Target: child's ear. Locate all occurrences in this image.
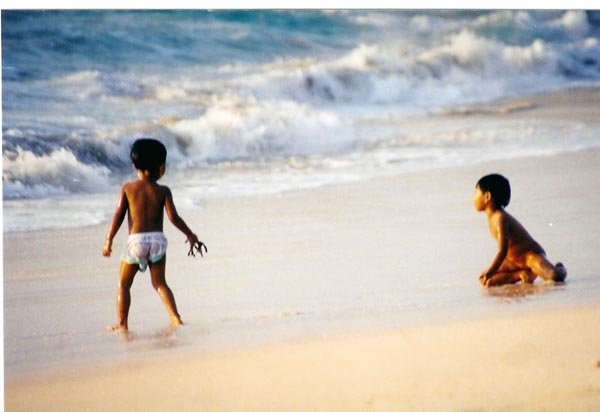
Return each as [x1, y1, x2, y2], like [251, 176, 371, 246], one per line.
[484, 191, 492, 203]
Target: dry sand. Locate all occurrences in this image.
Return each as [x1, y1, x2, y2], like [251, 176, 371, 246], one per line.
[4, 88, 600, 411]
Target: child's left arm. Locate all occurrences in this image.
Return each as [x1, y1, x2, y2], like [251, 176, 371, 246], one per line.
[164, 188, 207, 257]
[479, 213, 509, 283]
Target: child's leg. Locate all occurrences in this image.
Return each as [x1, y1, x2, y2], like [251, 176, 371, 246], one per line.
[149, 256, 183, 327]
[526, 253, 567, 282]
[109, 261, 139, 332]
[484, 269, 534, 287]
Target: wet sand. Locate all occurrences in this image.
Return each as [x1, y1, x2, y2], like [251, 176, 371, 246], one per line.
[5, 88, 600, 410]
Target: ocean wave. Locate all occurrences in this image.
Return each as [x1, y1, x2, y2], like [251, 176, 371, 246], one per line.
[316, 30, 597, 104]
[3, 10, 600, 206]
[167, 98, 355, 163]
[42, 69, 152, 101]
[203, 25, 600, 113]
[3, 147, 113, 199]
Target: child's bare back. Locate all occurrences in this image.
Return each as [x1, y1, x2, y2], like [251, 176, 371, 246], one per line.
[120, 179, 167, 233]
[474, 174, 566, 287]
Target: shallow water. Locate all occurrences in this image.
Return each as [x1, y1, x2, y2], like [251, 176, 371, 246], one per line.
[4, 220, 599, 378]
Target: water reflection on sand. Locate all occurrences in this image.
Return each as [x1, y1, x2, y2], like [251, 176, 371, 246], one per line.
[483, 282, 568, 303]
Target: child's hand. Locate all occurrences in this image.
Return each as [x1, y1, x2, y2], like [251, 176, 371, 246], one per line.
[186, 234, 207, 258]
[188, 241, 207, 258]
[103, 239, 113, 257]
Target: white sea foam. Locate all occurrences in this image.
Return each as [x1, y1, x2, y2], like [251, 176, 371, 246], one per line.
[3, 147, 113, 199]
[4, 10, 600, 231]
[167, 98, 355, 162]
[554, 10, 590, 37]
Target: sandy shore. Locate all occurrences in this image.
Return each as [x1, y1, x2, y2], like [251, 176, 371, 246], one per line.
[6, 305, 600, 412]
[4, 88, 600, 410]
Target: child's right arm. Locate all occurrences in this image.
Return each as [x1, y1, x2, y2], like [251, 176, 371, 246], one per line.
[103, 187, 128, 257]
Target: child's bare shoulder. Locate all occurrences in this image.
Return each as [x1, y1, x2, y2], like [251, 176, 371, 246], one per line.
[156, 183, 172, 196]
[153, 183, 173, 205]
[499, 209, 520, 226]
[122, 180, 169, 201]
[121, 180, 136, 190]
[121, 180, 144, 196]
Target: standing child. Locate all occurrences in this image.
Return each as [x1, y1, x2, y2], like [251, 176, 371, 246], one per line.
[473, 173, 566, 287]
[102, 138, 207, 331]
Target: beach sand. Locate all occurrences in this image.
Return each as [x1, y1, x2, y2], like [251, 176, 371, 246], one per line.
[4, 88, 600, 411]
[7, 306, 600, 412]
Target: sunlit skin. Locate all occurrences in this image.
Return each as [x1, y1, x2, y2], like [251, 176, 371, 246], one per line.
[103, 163, 206, 332]
[473, 185, 566, 287]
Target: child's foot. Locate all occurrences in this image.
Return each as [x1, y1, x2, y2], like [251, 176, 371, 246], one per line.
[170, 316, 184, 328]
[107, 325, 133, 341]
[553, 262, 567, 282]
[107, 324, 128, 332]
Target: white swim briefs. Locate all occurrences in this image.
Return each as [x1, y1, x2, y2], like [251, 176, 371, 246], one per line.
[122, 232, 168, 272]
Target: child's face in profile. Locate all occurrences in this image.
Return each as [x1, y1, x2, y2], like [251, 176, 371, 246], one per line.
[473, 185, 489, 211]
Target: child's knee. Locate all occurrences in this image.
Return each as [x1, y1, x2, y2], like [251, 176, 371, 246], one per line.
[151, 279, 166, 291]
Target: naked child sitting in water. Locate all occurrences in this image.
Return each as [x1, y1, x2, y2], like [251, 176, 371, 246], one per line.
[473, 174, 567, 287]
[102, 138, 207, 331]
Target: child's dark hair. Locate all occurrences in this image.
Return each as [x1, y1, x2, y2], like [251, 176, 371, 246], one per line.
[130, 139, 167, 173]
[477, 174, 511, 207]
